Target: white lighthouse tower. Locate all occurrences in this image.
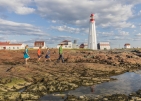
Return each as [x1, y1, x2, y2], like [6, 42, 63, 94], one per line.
[88, 14, 97, 50]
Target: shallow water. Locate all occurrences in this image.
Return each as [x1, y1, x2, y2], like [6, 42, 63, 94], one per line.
[40, 94, 66, 101]
[40, 71, 141, 100]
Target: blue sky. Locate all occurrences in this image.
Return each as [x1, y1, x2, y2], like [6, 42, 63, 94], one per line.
[0, 0, 141, 48]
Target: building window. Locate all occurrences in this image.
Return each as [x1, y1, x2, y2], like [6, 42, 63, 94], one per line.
[65, 46, 67, 47]
[17, 47, 19, 49]
[13, 47, 15, 49]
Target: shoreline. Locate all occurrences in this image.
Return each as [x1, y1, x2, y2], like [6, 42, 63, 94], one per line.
[0, 49, 141, 100]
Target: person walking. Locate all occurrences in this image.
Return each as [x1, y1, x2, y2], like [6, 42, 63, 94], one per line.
[37, 46, 42, 62]
[45, 48, 51, 62]
[57, 44, 64, 63]
[23, 45, 30, 65]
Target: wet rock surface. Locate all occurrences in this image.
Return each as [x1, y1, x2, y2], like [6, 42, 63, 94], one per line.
[0, 49, 141, 100]
[65, 90, 141, 101]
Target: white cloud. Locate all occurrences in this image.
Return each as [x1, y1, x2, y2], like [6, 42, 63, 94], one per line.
[101, 21, 132, 28]
[118, 31, 129, 36]
[20, 35, 76, 46]
[15, 7, 35, 15]
[50, 25, 88, 34]
[135, 33, 141, 37]
[110, 36, 131, 40]
[0, 0, 35, 15]
[119, 0, 141, 5]
[98, 31, 114, 37]
[131, 25, 136, 28]
[34, 0, 134, 28]
[0, 18, 47, 36]
[0, 36, 7, 40]
[52, 20, 57, 23]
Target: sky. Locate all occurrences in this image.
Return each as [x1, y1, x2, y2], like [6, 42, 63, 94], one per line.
[0, 0, 141, 48]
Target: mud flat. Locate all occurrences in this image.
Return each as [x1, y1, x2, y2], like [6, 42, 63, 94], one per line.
[0, 49, 141, 100]
[64, 71, 141, 101]
[0, 63, 125, 100]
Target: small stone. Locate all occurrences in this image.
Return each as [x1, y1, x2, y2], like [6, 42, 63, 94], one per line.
[103, 98, 108, 101]
[79, 96, 84, 99]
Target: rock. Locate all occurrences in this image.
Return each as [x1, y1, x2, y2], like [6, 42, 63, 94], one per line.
[103, 98, 108, 101]
[79, 96, 84, 99]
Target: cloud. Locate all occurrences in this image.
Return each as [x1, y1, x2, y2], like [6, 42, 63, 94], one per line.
[0, 0, 35, 15]
[52, 20, 57, 23]
[118, 0, 141, 5]
[131, 25, 136, 28]
[110, 36, 131, 41]
[98, 31, 114, 37]
[118, 31, 129, 36]
[133, 33, 141, 41]
[34, 0, 134, 29]
[0, 36, 7, 40]
[15, 7, 35, 15]
[15, 35, 79, 47]
[0, 18, 47, 36]
[135, 33, 141, 37]
[50, 25, 88, 34]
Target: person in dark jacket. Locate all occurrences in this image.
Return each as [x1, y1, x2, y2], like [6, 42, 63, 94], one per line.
[45, 48, 51, 62]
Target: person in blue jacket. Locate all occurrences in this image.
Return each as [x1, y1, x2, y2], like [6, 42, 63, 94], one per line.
[24, 45, 30, 64]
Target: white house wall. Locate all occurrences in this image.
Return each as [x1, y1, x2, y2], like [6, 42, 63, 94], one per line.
[72, 44, 79, 49]
[100, 46, 110, 50]
[57, 42, 73, 49]
[0, 45, 25, 50]
[124, 46, 131, 48]
[33, 46, 47, 49]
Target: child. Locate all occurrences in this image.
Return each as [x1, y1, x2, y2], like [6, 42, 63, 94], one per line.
[23, 45, 30, 64]
[45, 48, 51, 62]
[37, 46, 42, 62]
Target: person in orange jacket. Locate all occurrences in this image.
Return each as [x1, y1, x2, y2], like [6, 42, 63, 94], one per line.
[37, 46, 42, 62]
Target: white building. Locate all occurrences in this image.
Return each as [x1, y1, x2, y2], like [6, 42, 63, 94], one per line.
[33, 41, 47, 49]
[79, 43, 88, 49]
[57, 40, 72, 49]
[72, 40, 79, 49]
[97, 42, 110, 50]
[124, 43, 131, 49]
[88, 14, 97, 50]
[0, 42, 26, 50]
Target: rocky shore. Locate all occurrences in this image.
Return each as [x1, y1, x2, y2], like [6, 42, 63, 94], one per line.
[65, 90, 141, 101]
[0, 49, 141, 100]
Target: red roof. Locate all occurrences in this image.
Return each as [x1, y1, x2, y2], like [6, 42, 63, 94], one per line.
[0, 44, 22, 46]
[79, 44, 88, 48]
[34, 41, 45, 47]
[62, 40, 71, 42]
[0, 42, 22, 46]
[58, 42, 68, 45]
[0, 42, 10, 45]
[58, 40, 71, 45]
[124, 43, 130, 46]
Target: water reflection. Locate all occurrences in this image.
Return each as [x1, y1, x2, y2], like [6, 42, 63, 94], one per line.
[69, 71, 141, 97]
[40, 71, 141, 100]
[40, 94, 65, 101]
[40, 92, 67, 101]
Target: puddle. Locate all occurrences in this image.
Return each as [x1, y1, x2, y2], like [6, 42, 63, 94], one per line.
[40, 71, 141, 100]
[40, 93, 66, 101]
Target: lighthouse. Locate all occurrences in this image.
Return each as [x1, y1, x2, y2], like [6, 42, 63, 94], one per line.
[88, 14, 97, 50]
